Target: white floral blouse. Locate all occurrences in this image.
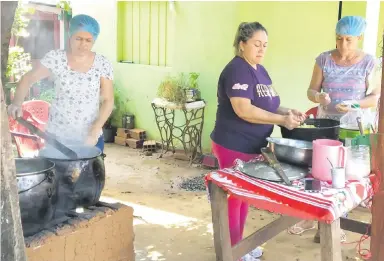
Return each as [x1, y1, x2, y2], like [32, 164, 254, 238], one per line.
[40, 49, 114, 145]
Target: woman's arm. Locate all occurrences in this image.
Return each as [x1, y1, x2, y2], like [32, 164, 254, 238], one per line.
[307, 63, 324, 103]
[12, 62, 51, 105]
[230, 97, 286, 125]
[359, 88, 380, 109]
[359, 65, 381, 109]
[91, 77, 114, 130]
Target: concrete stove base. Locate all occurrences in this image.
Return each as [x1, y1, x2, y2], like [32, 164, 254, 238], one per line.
[25, 202, 134, 261]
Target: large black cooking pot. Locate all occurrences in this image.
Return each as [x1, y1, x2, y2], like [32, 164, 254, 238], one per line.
[280, 118, 340, 142]
[38, 145, 105, 218]
[16, 158, 57, 237]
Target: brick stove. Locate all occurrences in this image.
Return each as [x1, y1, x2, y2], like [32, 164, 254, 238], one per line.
[25, 202, 135, 261]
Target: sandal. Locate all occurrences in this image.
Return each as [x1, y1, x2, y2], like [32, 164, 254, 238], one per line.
[288, 223, 316, 235]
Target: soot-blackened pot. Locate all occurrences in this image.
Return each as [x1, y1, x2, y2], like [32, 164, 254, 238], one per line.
[38, 145, 105, 218]
[16, 158, 57, 237]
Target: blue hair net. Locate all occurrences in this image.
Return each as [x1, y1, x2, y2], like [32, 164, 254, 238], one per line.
[336, 16, 366, 37]
[69, 14, 100, 41]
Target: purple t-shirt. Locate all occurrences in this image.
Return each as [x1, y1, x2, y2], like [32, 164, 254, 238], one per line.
[211, 56, 281, 154]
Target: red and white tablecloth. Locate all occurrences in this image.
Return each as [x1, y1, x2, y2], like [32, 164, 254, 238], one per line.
[205, 167, 374, 223]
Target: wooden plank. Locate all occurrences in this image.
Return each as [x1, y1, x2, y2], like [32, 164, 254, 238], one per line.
[208, 182, 232, 261]
[370, 191, 384, 260]
[232, 216, 300, 261]
[340, 217, 371, 236]
[149, 1, 159, 66]
[370, 32, 384, 261]
[132, 1, 140, 64]
[139, 1, 150, 65]
[158, 2, 167, 66]
[320, 220, 342, 261]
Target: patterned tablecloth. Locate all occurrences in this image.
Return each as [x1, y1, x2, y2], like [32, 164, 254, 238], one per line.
[205, 166, 374, 223]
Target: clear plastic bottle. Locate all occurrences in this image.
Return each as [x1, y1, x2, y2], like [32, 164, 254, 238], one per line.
[345, 145, 371, 180]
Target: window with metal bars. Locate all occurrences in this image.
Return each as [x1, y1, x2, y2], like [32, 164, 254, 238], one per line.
[117, 1, 172, 67]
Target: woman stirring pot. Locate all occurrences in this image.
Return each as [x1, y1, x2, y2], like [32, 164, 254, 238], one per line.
[210, 21, 306, 260]
[8, 14, 114, 152]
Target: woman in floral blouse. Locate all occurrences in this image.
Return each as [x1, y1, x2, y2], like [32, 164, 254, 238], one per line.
[8, 14, 114, 152]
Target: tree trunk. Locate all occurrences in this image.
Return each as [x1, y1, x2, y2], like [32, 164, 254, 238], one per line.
[370, 33, 384, 261]
[1, 1, 17, 86]
[0, 2, 27, 261]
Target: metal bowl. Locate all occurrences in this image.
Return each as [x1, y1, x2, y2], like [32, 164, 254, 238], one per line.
[266, 137, 313, 167]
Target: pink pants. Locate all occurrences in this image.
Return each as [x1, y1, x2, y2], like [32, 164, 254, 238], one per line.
[211, 141, 259, 246]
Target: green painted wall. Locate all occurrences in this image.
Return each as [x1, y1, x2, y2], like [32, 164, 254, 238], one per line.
[342, 1, 384, 57]
[71, 1, 379, 152]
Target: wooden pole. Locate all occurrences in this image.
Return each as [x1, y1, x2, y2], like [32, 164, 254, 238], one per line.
[0, 2, 27, 261]
[369, 32, 384, 261]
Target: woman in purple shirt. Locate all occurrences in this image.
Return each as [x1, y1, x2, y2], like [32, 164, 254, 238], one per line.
[210, 22, 306, 260]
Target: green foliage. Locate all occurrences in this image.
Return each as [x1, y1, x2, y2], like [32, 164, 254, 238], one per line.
[56, 0, 72, 14]
[6, 46, 32, 82]
[106, 84, 130, 128]
[157, 72, 200, 105]
[37, 88, 55, 103]
[6, 1, 34, 82]
[12, 2, 34, 41]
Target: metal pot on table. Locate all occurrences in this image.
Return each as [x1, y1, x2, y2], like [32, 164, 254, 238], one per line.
[266, 137, 313, 167]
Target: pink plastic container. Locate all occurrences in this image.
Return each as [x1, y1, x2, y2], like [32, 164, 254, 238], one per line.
[312, 139, 347, 181]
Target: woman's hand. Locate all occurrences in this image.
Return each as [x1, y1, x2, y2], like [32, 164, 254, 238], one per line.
[283, 111, 301, 130]
[85, 125, 100, 146]
[288, 109, 307, 122]
[7, 104, 22, 119]
[316, 92, 331, 106]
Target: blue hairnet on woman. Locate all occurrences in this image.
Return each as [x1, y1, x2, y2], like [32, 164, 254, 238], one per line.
[8, 13, 114, 154]
[69, 14, 100, 41]
[336, 15, 367, 37]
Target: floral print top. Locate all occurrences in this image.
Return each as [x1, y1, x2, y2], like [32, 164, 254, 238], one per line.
[40, 49, 113, 145]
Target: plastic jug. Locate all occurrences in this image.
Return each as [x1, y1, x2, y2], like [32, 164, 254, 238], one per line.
[312, 139, 347, 181]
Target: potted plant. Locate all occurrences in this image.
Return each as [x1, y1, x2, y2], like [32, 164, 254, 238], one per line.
[157, 75, 184, 105]
[185, 72, 200, 102]
[157, 72, 201, 105]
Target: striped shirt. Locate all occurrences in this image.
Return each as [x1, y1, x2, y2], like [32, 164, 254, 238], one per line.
[316, 50, 376, 120]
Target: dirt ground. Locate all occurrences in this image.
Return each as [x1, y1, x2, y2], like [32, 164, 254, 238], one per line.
[101, 143, 372, 261]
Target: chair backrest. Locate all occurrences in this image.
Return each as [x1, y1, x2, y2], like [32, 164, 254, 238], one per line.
[305, 106, 318, 119]
[9, 100, 50, 158]
[22, 100, 50, 123]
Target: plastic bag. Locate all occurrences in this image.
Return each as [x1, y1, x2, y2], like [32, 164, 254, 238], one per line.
[339, 101, 375, 131]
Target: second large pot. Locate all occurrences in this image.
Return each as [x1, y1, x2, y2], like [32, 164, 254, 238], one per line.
[16, 158, 57, 237]
[38, 145, 105, 218]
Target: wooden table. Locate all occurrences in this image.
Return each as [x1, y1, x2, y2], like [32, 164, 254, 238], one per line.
[208, 182, 371, 261]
